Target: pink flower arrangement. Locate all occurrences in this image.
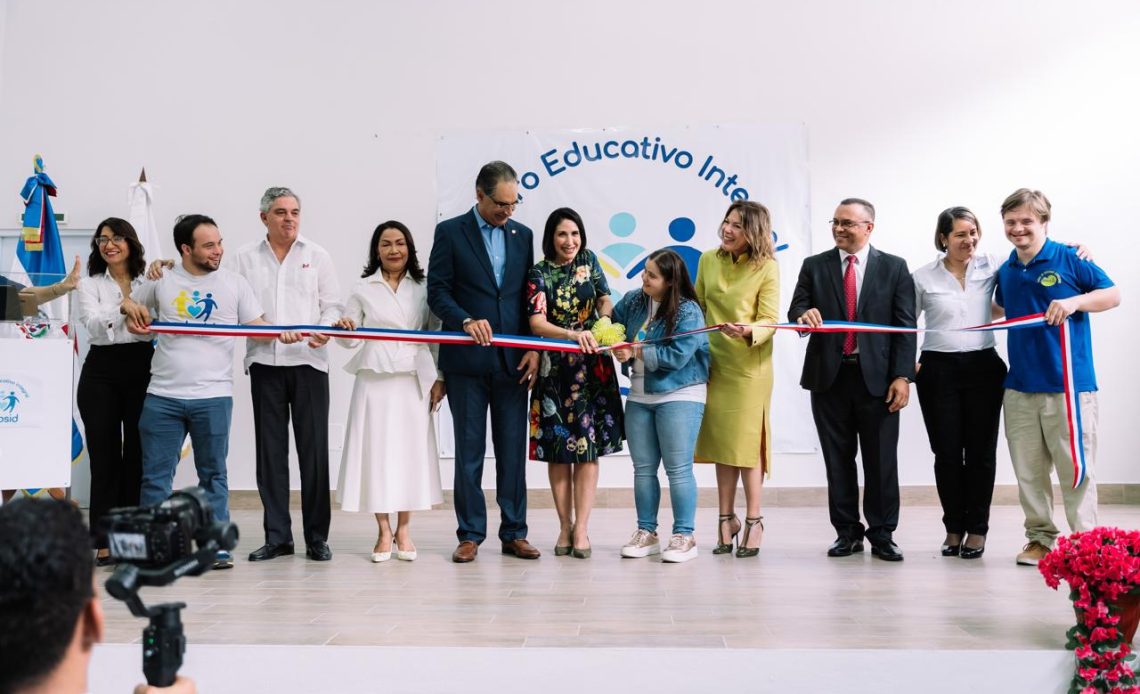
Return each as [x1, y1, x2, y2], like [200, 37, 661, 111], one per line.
[1039, 527, 1140, 693]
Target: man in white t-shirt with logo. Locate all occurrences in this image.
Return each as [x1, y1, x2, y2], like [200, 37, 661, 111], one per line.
[122, 214, 301, 569]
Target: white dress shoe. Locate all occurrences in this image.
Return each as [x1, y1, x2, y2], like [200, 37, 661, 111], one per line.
[396, 548, 417, 561]
[371, 551, 392, 563]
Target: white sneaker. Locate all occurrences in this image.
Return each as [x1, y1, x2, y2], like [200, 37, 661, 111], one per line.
[620, 529, 660, 558]
[661, 534, 698, 563]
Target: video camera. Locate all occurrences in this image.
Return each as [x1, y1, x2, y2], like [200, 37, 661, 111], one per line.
[96, 488, 239, 687]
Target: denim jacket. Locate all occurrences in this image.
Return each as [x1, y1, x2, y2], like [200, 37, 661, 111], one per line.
[611, 290, 709, 394]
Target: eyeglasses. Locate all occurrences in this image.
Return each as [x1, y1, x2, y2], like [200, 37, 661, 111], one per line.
[485, 195, 521, 211]
[95, 234, 125, 246]
[829, 219, 871, 231]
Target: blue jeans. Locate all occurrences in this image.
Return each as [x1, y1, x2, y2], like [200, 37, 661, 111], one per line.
[624, 400, 703, 535]
[139, 394, 233, 523]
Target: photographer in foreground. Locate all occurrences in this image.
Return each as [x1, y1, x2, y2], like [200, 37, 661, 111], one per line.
[0, 498, 195, 694]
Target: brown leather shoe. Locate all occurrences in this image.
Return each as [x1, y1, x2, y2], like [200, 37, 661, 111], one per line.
[452, 541, 478, 563]
[501, 538, 541, 560]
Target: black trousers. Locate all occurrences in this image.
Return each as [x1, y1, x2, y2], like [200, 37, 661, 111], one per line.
[446, 368, 529, 544]
[77, 341, 153, 547]
[810, 361, 900, 544]
[249, 364, 330, 546]
[915, 349, 1006, 536]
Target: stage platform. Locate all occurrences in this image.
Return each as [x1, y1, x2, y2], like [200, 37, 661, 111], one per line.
[89, 503, 1137, 693]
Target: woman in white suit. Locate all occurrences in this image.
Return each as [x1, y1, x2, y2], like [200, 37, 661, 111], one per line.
[335, 221, 445, 562]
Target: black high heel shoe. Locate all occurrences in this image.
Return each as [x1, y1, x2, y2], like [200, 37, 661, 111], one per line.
[940, 533, 962, 557]
[735, 516, 764, 558]
[960, 534, 986, 560]
[713, 513, 739, 555]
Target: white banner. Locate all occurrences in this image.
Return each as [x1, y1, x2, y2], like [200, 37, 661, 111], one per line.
[0, 336, 75, 489]
[435, 124, 817, 455]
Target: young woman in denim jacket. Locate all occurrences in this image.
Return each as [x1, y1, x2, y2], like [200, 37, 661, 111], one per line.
[611, 249, 710, 563]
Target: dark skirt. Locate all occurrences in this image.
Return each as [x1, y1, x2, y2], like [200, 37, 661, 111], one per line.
[528, 351, 624, 464]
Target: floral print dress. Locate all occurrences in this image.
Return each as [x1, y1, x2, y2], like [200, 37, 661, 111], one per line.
[526, 249, 624, 464]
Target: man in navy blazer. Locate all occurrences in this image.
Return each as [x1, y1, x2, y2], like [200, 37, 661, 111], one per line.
[428, 161, 541, 563]
[788, 198, 916, 562]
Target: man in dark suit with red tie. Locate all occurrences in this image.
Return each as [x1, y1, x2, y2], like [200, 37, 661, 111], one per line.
[428, 161, 541, 563]
[788, 198, 916, 561]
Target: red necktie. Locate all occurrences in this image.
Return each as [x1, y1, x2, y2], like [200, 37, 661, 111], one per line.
[843, 255, 858, 355]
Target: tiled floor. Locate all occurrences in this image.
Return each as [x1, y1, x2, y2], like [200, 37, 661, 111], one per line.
[97, 503, 1133, 653]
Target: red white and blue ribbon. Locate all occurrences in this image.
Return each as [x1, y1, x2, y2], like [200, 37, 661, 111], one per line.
[147, 321, 584, 353]
[147, 312, 1087, 488]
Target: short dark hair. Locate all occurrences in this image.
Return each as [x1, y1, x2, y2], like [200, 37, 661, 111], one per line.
[172, 214, 218, 256]
[88, 217, 147, 279]
[541, 207, 587, 261]
[0, 499, 94, 693]
[934, 207, 982, 252]
[475, 161, 518, 196]
[361, 220, 425, 282]
[839, 197, 876, 221]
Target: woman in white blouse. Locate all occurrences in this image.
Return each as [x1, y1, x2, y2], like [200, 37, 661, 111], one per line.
[75, 218, 154, 565]
[914, 207, 1006, 560]
[334, 221, 445, 562]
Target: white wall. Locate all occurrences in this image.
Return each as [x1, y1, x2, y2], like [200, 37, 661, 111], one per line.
[0, 0, 1136, 490]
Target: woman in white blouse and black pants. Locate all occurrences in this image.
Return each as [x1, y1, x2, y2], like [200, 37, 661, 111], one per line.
[913, 208, 1008, 560]
[75, 218, 154, 565]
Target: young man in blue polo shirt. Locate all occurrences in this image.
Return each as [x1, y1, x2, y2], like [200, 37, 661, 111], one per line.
[995, 188, 1121, 566]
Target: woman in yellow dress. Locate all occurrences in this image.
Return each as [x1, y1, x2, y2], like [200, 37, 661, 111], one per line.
[694, 200, 779, 558]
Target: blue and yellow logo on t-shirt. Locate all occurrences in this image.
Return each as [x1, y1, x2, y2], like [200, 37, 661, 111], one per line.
[173, 290, 219, 322]
[1037, 270, 1061, 288]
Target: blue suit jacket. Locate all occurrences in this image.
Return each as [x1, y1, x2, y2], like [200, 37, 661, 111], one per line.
[427, 210, 534, 376]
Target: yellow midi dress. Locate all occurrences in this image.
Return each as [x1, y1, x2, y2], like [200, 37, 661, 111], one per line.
[693, 249, 779, 473]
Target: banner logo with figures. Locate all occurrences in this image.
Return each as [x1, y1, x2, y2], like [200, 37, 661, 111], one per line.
[436, 124, 817, 453]
[0, 379, 27, 423]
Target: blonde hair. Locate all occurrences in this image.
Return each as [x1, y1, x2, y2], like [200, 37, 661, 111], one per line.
[1000, 188, 1051, 223]
[718, 200, 775, 267]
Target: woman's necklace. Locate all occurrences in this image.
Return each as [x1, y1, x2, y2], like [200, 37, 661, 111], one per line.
[943, 259, 967, 282]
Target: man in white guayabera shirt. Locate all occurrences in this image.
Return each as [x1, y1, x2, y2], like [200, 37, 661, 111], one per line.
[234, 187, 341, 563]
[121, 214, 304, 570]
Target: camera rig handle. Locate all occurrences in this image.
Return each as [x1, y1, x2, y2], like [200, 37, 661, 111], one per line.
[104, 544, 220, 686]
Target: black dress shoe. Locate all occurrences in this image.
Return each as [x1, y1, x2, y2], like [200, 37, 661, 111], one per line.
[940, 543, 961, 557]
[871, 540, 904, 562]
[306, 541, 332, 561]
[827, 537, 865, 557]
[248, 543, 295, 562]
[960, 535, 986, 560]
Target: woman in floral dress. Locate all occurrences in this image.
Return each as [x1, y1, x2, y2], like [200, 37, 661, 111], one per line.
[526, 207, 624, 559]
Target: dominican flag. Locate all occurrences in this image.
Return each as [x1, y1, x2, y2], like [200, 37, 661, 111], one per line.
[15, 155, 83, 496]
